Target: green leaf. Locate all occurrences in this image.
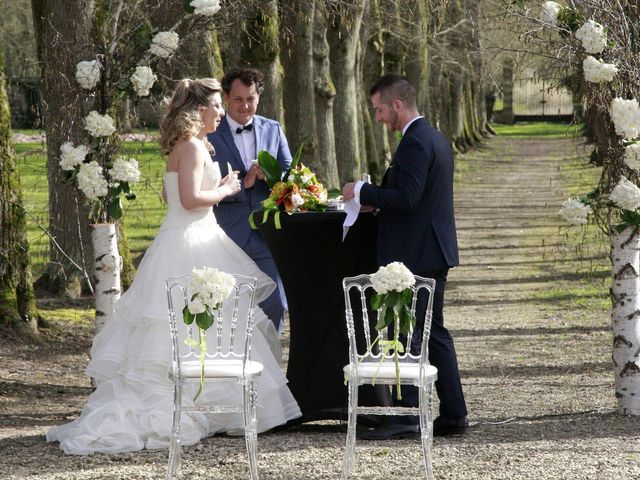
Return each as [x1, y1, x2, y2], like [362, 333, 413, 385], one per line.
[327, 188, 342, 199]
[261, 209, 270, 224]
[257, 150, 283, 188]
[108, 185, 122, 197]
[195, 310, 215, 330]
[401, 288, 412, 304]
[183, 306, 195, 325]
[375, 305, 389, 330]
[107, 197, 123, 220]
[121, 182, 131, 194]
[274, 210, 281, 229]
[183, 0, 195, 14]
[371, 293, 383, 310]
[125, 193, 136, 201]
[249, 211, 258, 230]
[291, 143, 304, 170]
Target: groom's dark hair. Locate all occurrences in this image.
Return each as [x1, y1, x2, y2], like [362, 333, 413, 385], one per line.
[221, 68, 265, 95]
[370, 73, 417, 109]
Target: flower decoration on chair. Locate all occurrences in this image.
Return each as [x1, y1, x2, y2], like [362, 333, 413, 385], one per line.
[183, 266, 236, 398]
[370, 262, 417, 400]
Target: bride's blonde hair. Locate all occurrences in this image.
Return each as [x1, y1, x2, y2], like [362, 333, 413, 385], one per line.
[159, 78, 222, 155]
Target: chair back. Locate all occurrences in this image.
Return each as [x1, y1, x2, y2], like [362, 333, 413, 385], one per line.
[165, 273, 259, 379]
[343, 274, 436, 370]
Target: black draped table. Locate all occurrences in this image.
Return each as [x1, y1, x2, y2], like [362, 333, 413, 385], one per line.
[254, 210, 383, 421]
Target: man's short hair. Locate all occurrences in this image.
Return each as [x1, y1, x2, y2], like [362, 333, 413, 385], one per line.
[369, 73, 417, 109]
[221, 68, 265, 95]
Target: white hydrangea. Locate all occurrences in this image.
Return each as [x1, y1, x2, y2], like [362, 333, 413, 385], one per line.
[370, 262, 416, 295]
[130, 66, 157, 97]
[610, 177, 640, 211]
[110, 157, 141, 184]
[59, 142, 89, 171]
[190, 0, 221, 16]
[75, 60, 101, 90]
[189, 267, 236, 313]
[610, 98, 640, 140]
[77, 161, 109, 201]
[582, 56, 618, 83]
[575, 20, 607, 54]
[624, 144, 640, 171]
[558, 198, 590, 225]
[300, 174, 312, 184]
[85, 111, 116, 137]
[291, 192, 304, 207]
[539, 1, 561, 27]
[149, 31, 179, 58]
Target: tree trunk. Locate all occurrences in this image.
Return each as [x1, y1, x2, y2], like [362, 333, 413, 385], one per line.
[239, 0, 283, 124]
[312, 1, 339, 188]
[31, 0, 94, 296]
[0, 52, 38, 333]
[280, 0, 318, 166]
[328, 0, 367, 185]
[91, 223, 121, 334]
[611, 227, 640, 414]
[359, 0, 388, 184]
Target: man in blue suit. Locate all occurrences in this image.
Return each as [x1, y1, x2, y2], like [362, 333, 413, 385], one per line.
[208, 68, 292, 330]
[343, 73, 468, 439]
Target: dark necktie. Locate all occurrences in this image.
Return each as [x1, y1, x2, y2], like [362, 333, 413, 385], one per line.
[235, 123, 253, 134]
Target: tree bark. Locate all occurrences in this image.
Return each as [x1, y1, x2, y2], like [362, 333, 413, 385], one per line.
[31, 0, 94, 296]
[0, 52, 38, 333]
[611, 227, 640, 414]
[280, 0, 318, 167]
[239, 0, 283, 124]
[328, 0, 367, 185]
[312, 1, 339, 188]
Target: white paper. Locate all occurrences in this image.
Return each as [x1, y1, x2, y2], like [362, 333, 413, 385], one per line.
[342, 197, 360, 241]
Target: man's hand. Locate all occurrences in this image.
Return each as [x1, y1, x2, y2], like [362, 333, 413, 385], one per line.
[342, 182, 356, 201]
[244, 164, 265, 189]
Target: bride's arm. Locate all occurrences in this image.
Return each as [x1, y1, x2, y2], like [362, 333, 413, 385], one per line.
[177, 141, 240, 210]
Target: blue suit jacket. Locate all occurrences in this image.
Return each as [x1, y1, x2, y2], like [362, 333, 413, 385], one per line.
[207, 115, 292, 248]
[359, 117, 459, 272]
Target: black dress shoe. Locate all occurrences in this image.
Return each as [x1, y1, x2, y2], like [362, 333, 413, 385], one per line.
[433, 415, 468, 436]
[356, 422, 420, 440]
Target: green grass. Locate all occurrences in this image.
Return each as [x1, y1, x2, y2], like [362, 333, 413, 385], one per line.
[493, 122, 584, 139]
[16, 134, 167, 276]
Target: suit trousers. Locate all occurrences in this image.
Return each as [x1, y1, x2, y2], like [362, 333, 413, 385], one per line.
[392, 268, 467, 423]
[243, 230, 285, 331]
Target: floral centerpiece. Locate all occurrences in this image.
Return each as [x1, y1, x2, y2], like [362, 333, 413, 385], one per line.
[369, 262, 416, 399]
[262, 163, 328, 213]
[183, 266, 236, 398]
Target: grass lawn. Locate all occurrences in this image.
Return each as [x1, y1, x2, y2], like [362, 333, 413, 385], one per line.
[493, 121, 584, 139]
[16, 134, 167, 276]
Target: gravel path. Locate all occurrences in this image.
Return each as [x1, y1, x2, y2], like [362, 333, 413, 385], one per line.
[2, 134, 640, 479]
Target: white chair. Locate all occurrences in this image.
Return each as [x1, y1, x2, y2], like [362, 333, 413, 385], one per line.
[341, 274, 438, 480]
[165, 274, 263, 480]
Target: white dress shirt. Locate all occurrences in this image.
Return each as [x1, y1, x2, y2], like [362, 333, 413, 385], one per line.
[227, 116, 256, 171]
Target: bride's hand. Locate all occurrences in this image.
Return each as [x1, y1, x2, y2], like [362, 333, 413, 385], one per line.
[219, 170, 242, 196]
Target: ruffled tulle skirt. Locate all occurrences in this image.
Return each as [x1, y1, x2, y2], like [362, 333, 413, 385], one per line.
[46, 216, 301, 455]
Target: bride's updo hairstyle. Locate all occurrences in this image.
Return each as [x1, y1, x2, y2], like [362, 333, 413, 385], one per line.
[160, 78, 222, 155]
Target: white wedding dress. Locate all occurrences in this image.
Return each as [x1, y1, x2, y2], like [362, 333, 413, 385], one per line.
[47, 160, 301, 455]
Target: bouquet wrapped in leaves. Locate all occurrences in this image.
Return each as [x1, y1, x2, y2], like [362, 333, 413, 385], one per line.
[257, 147, 328, 213]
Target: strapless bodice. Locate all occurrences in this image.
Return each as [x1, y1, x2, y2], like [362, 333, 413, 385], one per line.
[161, 160, 221, 229]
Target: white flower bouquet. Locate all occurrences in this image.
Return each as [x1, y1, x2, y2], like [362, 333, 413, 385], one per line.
[369, 262, 416, 399]
[182, 267, 236, 398]
[559, 198, 590, 225]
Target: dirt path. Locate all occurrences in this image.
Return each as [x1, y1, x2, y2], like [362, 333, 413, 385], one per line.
[2, 135, 640, 479]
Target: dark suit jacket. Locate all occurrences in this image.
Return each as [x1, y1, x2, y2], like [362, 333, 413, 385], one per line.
[207, 115, 292, 248]
[359, 117, 459, 272]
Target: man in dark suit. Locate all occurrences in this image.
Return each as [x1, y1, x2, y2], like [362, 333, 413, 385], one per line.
[342, 73, 468, 439]
[208, 68, 292, 331]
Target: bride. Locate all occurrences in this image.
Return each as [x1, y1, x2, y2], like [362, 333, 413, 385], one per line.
[47, 78, 301, 455]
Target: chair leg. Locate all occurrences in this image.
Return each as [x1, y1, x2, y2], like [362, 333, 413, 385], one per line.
[243, 377, 259, 480]
[418, 380, 435, 480]
[167, 381, 183, 480]
[341, 379, 359, 479]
